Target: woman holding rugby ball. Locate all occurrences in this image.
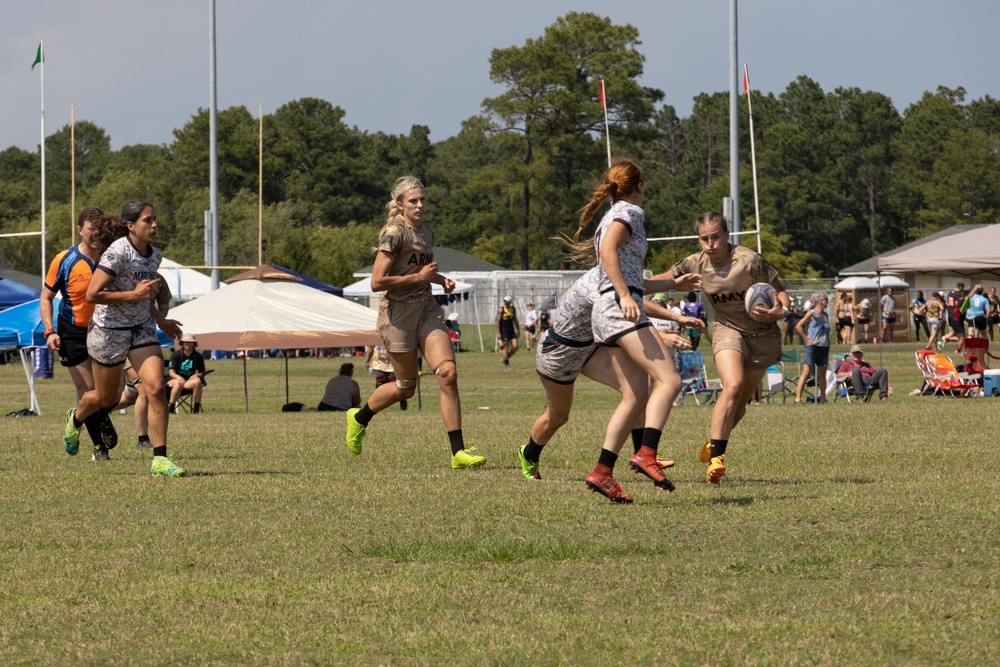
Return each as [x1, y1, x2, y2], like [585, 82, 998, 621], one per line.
[666, 212, 790, 484]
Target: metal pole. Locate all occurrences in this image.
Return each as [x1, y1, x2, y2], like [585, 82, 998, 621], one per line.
[729, 0, 741, 244]
[209, 0, 221, 290]
[40, 40, 47, 279]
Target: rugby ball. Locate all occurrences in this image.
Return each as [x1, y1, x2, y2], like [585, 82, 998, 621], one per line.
[745, 283, 777, 322]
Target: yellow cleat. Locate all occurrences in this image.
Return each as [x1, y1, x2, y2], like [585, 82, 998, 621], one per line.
[706, 454, 726, 485]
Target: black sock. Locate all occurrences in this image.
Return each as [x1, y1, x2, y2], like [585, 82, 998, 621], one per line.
[598, 448, 618, 469]
[72, 413, 84, 429]
[523, 438, 544, 463]
[641, 428, 663, 453]
[83, 413, 102, 444]
[355, 403, 375, 427]
[710, 439, 728, 458]
[630, 428, 645, 455]
[138, 434, 151, 443]
[153, 446, 167, 457]
[447, 429, 464, 456]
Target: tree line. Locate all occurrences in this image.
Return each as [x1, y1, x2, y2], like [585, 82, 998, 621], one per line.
[2, 12, 998, 287]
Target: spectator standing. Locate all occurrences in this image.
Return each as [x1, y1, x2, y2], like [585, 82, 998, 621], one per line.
[987, 286, 999, 342]
[793, 293, 830, 404]
[496, 296, 520, 370]
[943, 282, 967, 352]
[965, 284, 990, 339]
[924, 292, 946, 351]
[879, 287, 897, 343]
[680, 290, 708, 351]
[522, 303, 538, 351]
[910, 291, 929, 342]
[835, 293, 854, 344]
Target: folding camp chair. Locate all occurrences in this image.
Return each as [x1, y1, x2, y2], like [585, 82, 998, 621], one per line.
[931, 353, 981, 397]
[960, 337, 999, 374]
[676, 351, 722, 405]
[169, 369, 214, 413]
[779, 348, 811, 402]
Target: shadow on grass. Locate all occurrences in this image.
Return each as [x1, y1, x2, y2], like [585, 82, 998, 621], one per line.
[182, 470, 303, 477]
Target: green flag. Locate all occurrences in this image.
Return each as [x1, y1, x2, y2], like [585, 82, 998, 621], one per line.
[31, 42, 43, 71]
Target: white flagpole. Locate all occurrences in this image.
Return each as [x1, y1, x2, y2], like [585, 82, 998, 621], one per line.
[40, 40, 47, 279]
[745, 64, 762, 254]
[601, 79, 611, 168]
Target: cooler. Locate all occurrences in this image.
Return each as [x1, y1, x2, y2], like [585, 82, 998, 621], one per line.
[983, 369, 1000, 396]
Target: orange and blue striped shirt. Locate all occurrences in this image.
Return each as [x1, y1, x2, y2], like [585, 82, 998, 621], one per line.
[44, 246, 97, 327]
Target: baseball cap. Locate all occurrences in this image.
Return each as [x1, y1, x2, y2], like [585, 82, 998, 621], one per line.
[503, 296, 512, 303]
[850, 344, 863, 354]
[181, 333, 197, 343]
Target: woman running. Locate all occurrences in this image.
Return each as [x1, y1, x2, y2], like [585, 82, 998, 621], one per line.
[61, 200, 185, 476]
[345, 176, 485, 470]
[559, 160, 685, 502]
[667, 212, 789, 483]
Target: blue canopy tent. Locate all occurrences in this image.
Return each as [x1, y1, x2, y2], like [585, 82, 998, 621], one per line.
[0, 277, 41, 311]
[272, 266, 342, 296]
[0, 298, 172, 415]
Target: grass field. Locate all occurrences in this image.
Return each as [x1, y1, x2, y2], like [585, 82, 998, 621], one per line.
[1, 342, 998, 665]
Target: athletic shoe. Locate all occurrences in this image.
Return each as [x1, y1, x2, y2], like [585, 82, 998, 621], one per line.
[697, 439, 712, 463]
[585, 470, 633, 504]
[517, 445, 541, 480]
[99, 413, 118, 450]
[628, 449, 675, 491]
[451, 447, 487, 470]
[91, 445, 111, 462]
[706, 454, 726, 485]
[137, 437, 153, 451]
[63, 408, 81, 456]
[503, 359, 512, 372]
[151, 455, 186, 477]
[345, 408, 366, 455]
[657, 457, 676, 469]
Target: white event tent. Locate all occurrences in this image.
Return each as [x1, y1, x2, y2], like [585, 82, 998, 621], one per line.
[158, 258, 219, 304]
[167, 277, 380, 411]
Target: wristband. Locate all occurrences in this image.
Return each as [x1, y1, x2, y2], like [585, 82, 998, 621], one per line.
[44, 329, 56, 338]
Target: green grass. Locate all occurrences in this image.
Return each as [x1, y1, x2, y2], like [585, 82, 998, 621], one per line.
[1, 343, 998, 665]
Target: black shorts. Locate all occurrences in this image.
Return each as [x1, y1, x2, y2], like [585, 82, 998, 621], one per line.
[971, 316, 987, 330]
[949, 318, 965, 334]
[838, 317, 853, 327]
[500, 328, 517, 342]
[525, 325, 536, 334]
[56, 318, 90, 367]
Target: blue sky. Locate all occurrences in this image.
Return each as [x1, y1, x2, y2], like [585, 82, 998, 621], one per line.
[2, 0, 997, 151]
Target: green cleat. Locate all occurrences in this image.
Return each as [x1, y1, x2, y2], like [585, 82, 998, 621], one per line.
[517, 444, 540, 480]
[151, 455, 186, 477]
[452, 446, 487, 470]
[345, 408, 365, 455]
[63, 408, 81, 456]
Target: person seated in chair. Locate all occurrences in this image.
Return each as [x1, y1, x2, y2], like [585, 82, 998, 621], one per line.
[168, 333, 206, 413]
[836, 344, 889, 402]
[318, 362, 361, 412]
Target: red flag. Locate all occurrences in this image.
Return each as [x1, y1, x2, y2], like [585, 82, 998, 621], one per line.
[743, 64, 749, 96]
[599, 79, 606, 109]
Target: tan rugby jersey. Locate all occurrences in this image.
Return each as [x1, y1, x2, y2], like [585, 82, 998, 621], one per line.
[376, 214, 435, 302]
[671, 245, 778, 335]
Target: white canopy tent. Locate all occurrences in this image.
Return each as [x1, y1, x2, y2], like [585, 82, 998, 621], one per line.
[876, 224, 1000, 277]
[158, 258, 220, 304]
[167, 279, 380, 411]
[342, 278, 485, 352]
[834, 276, 909, 290]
